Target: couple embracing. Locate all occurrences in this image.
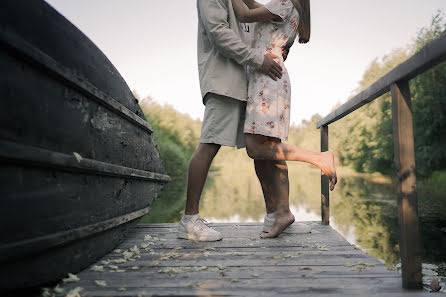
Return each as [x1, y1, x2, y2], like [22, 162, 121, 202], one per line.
[177, 0, 337, 241]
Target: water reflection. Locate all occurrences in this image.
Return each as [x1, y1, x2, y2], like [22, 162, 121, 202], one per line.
[139, 177, 187, 224]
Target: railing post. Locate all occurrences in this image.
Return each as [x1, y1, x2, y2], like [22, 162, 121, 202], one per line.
[320, 125, 329, 225]
[391, 81, 422, 290]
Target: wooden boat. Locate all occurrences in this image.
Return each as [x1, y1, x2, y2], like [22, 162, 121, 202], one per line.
[0, 0, 170, 291]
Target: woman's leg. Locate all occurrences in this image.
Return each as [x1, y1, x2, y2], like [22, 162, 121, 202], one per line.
[245, 134, 337, 191]
[259, 159, 295, 238]
[254, 160, 277, 214]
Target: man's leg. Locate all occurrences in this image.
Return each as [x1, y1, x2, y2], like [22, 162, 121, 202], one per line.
[179, 93, 244, 241]
[185, 143, 220, 215]
[178, 143, 223, 241]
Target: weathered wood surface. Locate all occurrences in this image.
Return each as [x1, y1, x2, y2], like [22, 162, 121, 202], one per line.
[55, 223, 432, 297]
[320, 125, 329, 225]
[316, 32, 446, 128]
[391, 82, 422, 289]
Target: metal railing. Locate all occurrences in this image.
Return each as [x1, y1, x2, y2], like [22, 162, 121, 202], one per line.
[317, 33, 446, 290]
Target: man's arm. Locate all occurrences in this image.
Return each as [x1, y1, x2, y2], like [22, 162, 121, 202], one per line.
[232, 0, 280, 23]
[198, 0, 282, 80]
[243, 0, 263, 9]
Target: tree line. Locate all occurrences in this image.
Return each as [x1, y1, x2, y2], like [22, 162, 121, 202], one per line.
[330, 11, 446, 177]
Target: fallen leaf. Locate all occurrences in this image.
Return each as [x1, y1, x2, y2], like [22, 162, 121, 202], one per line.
[53, 285, 64, 294]
[62, 273, 80, 283]
[90, 265, 104, 272]
[65, 287, 83, 297]
[73, 152, 83, 162]
[41, 288, 54, 297]
[94, 280, 107, 287]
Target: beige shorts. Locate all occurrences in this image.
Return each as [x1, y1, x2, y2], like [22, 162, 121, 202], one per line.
[200, 93, 246, 149]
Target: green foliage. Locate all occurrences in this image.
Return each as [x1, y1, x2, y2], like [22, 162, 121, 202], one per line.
[139, 97, 201, 177]
[330, 11, 446, 176]
[411, 12, 446, 175]
[138, 96, 202, 223]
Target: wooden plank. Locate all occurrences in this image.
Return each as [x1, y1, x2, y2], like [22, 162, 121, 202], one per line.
[390, 81, 422, 290]
[44, 223, 431, 296]
[0, 52, 163, 174]
[77, 265, 396, 279]
[59, 276, 432, 297]
[320, 125, 330, 225]
[0, 139, 170, 182]
[316, 32, 446, 128]
[0, 207, 148, 262]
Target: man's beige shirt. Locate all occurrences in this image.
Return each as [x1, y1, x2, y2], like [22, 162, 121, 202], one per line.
[197, 0, 264, 102]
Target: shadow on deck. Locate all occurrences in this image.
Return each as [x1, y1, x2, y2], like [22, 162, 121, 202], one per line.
[55, 222, 434, 296]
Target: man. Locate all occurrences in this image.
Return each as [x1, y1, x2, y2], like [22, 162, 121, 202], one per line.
[177, 0, 285, 241]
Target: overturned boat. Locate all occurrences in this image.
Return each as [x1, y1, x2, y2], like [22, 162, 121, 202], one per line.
[0, 0, 169, 291]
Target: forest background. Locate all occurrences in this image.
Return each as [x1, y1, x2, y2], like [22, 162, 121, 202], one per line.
[139, 12, 446, 222]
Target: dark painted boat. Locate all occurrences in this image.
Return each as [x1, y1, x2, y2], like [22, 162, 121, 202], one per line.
[0, 0, 169, 291]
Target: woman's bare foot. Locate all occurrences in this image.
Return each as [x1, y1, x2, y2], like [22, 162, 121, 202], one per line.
[260, 212, 295, 238]
[320, 151, 337, 191]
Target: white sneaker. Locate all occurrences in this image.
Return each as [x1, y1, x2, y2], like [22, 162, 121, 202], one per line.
[263, 215, 311, 234]
[177, 216, 223, 241]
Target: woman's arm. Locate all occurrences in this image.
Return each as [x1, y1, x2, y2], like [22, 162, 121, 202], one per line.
[243, 0, 263, 9]
[232, 0, 281, 23]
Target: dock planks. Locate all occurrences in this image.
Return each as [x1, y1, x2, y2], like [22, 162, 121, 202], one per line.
[56, 222, 432, 296]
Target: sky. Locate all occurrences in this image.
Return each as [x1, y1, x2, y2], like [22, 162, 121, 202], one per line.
[45, 0, 446, 125]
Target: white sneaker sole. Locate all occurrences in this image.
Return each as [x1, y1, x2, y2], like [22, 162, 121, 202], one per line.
[177, 230, 223, 242]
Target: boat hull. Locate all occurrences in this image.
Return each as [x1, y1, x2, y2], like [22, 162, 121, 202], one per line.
[0, 0, 169, 290]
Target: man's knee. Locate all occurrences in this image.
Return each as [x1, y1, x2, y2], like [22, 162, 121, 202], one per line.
[195, 143, 220, 160]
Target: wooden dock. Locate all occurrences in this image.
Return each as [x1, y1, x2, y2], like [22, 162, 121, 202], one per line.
[56, 222, 432, 297]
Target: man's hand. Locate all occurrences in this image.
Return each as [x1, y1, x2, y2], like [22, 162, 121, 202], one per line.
[282, 46, 289, 61]
[259, 53, 282, 80]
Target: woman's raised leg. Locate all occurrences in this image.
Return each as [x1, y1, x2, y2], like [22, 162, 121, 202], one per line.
[245, 134, 337, 191]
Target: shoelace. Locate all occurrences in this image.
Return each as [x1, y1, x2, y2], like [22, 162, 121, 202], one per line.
[194, 218, 209, 230]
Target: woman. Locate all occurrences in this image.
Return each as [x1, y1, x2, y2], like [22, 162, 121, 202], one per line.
[232, 0, 337, 238]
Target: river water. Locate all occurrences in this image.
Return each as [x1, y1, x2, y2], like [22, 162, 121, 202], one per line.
[142, 160, 446, 290]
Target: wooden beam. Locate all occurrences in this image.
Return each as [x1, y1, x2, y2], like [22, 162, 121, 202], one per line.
[0, 139, 171, 183]
[0, 207, 149, 263]
[320, 125, 329, 225]
[317, 32, 446, 128]
[391, 81, 422, 290]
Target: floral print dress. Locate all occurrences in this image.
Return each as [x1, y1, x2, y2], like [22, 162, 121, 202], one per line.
[243, 0, 299, 141]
